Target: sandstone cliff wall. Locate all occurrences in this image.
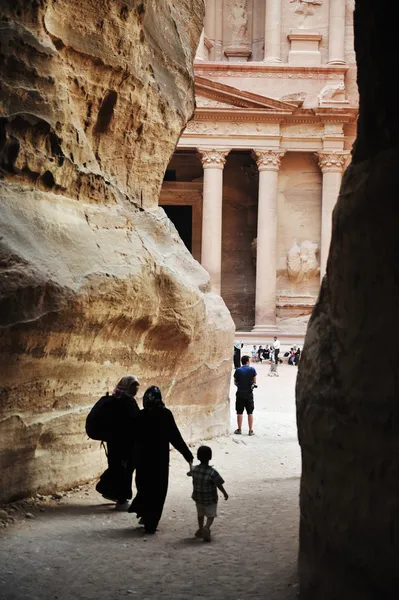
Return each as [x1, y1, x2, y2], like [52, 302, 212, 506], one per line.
[0, 0, 235, 503]
[296, 1, 399, 597]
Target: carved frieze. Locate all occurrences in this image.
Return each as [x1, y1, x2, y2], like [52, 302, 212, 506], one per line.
[253, 149, 286, 171]
[197, 148, 230, 168]
[281, 124, 323, 137]
[186, 121, 220, 134]
[197, 69, 345, 80]
[185, 120, 283, 137]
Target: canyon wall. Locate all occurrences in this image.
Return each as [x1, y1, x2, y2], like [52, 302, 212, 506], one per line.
[0, 0, 235, 502]
[297, 1, 399, 598]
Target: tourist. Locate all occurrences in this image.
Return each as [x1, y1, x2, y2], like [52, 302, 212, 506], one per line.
[288, 348, 296, 366]
[294, 347, 301, 366]
[257, 345, 264, 362]
[263, 344, 270, 360]
[273, 336, 281, 364]
[233, 355, 257, 436]
[233, 341, 243, 369]
[251, 344, 258, 362]
[188, 445, 228, 542]
[94, 375, 140, 511]
[128, 386, 193, 533]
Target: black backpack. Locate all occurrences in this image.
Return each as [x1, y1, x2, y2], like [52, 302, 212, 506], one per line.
[85, 393, 115, 441]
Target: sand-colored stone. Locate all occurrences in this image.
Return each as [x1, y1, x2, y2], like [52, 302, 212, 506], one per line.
[0, 0, 235, 503]
[163, 0, 358, 336]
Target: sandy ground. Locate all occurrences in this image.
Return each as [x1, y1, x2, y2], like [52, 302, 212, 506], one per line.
[0, 362, 301, 600]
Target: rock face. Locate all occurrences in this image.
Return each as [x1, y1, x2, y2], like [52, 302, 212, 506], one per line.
[0, 0, 235, 503]
[297, 1, 399, 598]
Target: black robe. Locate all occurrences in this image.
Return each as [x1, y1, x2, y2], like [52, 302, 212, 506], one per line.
[95, 394, 140, 502]
[234, 346, 241, 369]
[129, 407, 193, 532]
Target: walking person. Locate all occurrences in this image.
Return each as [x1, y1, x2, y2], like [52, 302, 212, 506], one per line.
[128, 386, 193, 533]
[188, 445, 228, 542]
[233, 355, 257, 436]
[233, 341, 243, 369]
[90, 375, 140, 511]
[273, 336, 281, 364]
[294, 347, 301, 365]
[257, 345, 264, 363]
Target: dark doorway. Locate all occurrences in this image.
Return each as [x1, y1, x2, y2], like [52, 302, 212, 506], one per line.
[161, 205, 193, 253]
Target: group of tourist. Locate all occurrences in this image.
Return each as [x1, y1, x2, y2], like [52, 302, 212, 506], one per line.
[88, 376, 227, 542]
[235, 337, 282, 367]
[253, 338, 281, 364]
[232, 338, 302, 435]
[249, 340, 301, 366]
[286, 346, 301, 366]
[89, 338, 300, 540]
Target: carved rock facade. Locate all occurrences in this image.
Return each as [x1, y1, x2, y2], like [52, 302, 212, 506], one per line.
[0, 0, 235, 502]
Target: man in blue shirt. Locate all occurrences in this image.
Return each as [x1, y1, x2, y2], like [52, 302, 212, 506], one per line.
[233, 355, 257, 436]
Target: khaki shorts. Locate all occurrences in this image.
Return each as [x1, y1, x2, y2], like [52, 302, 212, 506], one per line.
[196, 503, 217, 518]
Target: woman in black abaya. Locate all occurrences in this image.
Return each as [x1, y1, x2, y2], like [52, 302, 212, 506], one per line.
[129, 386, 193, 533]
[95, 375, 140, 510]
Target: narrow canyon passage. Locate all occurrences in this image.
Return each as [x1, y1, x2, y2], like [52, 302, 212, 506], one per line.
[0, 365, 300, 600]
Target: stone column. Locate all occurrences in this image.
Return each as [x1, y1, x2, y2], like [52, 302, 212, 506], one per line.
[198, 148, 230, 295]
[327, 0, 346, 64]
[252, 149, 285, 332]
[318, 151, 348, 278]
[264, 0, 282, 63]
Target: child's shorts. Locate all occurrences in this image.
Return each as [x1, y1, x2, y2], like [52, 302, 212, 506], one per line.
[196, 503, 217, 518]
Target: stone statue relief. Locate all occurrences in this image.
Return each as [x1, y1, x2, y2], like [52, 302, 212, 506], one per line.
[317, 82, 345, 105]
[287, 239, 319, 283]
[226, 0, 249, 41]
[251, 238, 319, 282]
[290, 0, 322, 15]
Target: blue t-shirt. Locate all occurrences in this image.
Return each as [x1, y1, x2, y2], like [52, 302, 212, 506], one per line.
[234, 365, 257, 392]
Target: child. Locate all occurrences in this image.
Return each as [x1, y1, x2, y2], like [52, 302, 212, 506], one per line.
[188, 445, 228, 542]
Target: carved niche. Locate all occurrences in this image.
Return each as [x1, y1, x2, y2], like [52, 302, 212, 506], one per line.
[223, 0, 252, 60]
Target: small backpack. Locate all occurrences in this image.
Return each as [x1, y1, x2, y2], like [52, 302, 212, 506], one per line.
[85, 392, 115, 441]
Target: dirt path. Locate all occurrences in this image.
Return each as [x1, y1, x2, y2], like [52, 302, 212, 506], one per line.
[0, 362, 300, 600]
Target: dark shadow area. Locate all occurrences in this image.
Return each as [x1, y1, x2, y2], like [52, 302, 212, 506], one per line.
[162, 204, 193, 253]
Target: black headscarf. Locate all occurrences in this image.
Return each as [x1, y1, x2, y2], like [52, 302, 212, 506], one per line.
[143, 386, 165, 411]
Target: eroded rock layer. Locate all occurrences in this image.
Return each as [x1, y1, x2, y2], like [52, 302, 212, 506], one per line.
[0, 0, 234, 503]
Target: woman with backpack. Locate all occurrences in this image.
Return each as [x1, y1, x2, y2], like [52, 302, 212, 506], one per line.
[128, 385, 193, 533]
[90, 375, 141, 510]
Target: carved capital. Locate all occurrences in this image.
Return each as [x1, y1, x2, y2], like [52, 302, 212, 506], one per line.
[198, 148, 230, 169]
[317, 151, 350, 173]
[252, 149, 286, 171]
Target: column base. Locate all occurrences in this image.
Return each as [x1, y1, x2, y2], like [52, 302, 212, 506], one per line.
[263, 57, 282, 64]
[251, 324, 280, 335]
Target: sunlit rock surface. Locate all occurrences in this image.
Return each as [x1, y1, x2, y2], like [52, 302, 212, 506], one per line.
[0, 0, 234, 502]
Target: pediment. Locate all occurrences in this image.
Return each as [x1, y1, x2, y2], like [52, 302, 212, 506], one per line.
[196, 95, 238, 109]
[195, 76, 297, 111]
